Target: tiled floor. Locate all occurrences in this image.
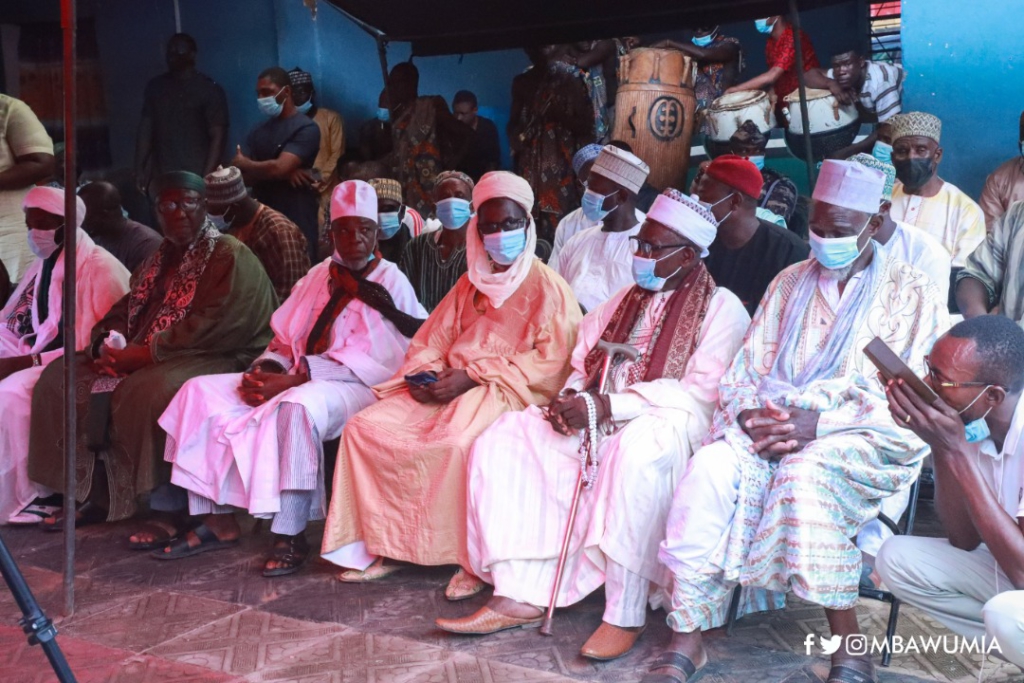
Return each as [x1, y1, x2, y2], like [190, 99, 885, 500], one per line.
[0, 502, 1021, 683]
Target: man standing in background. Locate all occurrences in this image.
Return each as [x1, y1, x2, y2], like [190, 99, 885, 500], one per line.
[135, 34, 227, 194]
[288, 68, 345, 227]
[453, 90, 501, 182]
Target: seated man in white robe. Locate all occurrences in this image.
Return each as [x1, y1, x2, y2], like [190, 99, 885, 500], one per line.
[555, 145, 649, 311]
[645, 161, 950, 683]
[156, 180, 426, 576]
[0, 187, 129, 524]
[436, 190, 750, 661]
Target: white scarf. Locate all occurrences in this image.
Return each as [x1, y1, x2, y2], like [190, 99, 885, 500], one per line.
[465, 171, 538, 309]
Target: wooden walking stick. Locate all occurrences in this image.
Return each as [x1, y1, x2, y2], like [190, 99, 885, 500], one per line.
[540, 340, 639, 636]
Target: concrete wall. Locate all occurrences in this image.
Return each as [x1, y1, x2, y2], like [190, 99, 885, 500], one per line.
[902, 0, 1023, 198]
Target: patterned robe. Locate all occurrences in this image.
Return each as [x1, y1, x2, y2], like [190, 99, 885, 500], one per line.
[660, 247, 949, 631]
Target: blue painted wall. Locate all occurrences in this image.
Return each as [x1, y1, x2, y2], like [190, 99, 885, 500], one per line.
[902, 0, 1023, 198]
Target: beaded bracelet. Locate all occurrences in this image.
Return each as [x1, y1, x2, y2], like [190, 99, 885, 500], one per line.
[578, 391, 600, 488]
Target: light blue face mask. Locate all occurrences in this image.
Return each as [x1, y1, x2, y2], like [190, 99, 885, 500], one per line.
[807, 219, 871, 270]
[378, 211, 403, 239]
[692, 31, 716, 47]
[376, 107, 391, 122]
[631, 249, 684, 292]
[435, 197, 472, 230]
[209, 213, 229, 232]
[959, 387, 994, 443]
[872, 141, 893, 164]
[482, 227, 527, 265]
[581, 188, 617, 222]
[257, 95, 283, 118]
[295, 99, 313, 115]
[747, 155, 766, 170]
[755, 18, 776, 34]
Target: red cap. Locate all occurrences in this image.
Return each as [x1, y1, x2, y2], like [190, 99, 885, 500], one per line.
[705, 154, 764, 199]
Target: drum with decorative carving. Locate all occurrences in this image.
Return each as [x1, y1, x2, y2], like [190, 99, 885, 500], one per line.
[611, 48, 697, 191]
[704, 90, 776, 159]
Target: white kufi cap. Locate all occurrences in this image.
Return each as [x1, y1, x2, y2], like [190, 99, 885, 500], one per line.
[645, 188, 718, 257]
[813, 160, 886, 214]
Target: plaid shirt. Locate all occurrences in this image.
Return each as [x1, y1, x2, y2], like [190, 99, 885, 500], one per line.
[231, 204, 311, 301]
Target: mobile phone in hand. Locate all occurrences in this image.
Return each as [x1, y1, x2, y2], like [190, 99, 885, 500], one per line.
[404, 371, 438, 387]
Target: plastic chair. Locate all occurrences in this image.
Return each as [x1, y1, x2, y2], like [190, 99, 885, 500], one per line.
[724, 477, 923, 668]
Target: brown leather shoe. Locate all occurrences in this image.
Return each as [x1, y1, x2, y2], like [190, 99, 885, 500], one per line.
[580, 621, 646, 661]
[436, 606, 543, 635]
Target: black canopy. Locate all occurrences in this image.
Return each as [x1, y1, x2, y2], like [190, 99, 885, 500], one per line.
[326, 0, 851, 56]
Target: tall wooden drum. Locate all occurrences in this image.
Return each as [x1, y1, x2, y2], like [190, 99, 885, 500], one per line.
[611, 48, 697, 191]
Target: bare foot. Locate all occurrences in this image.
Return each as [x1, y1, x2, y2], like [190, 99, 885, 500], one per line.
[159, 514, 240, 553]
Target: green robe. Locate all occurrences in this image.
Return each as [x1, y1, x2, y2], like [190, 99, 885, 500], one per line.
[28, 234, 277, 521]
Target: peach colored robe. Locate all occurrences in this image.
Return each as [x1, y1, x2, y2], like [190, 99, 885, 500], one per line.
[322, 260, 581, 567]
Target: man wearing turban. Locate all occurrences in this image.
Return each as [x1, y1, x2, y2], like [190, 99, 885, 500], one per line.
[321, 171, 582, 598]
[27, 171, 277, 534]
[0, 187, 129, 524]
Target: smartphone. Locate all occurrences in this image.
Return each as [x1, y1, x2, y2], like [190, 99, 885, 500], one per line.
[404, 371, 438, 387]
[863, 337, 939, 405]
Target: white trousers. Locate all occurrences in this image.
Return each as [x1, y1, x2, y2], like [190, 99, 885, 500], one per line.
[876, 535, 1024, 668]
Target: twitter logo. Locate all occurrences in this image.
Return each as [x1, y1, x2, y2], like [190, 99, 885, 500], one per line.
[820, 635, 842, 655]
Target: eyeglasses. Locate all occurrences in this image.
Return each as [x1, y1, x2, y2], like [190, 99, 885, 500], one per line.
[477, 217, 529, 234]
[156, 197, 202, 215]
[923, 357, 1002, 389]
[629, 237, 690, 258]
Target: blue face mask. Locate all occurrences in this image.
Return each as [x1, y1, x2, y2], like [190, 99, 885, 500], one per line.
[483, 227, 527, 265]
[376, 107, 391, 122]
[295, 99, 313, 115]
[959, 387, 994, 443]
[807, 219, 870, 271]
[436, 197, 472, 230]
[631, 249, 683, 292]
[692, 31, 716, 47]
[209, 213, 229, 232]
[872, 141, 893, 164]
[581, 188, 617, 223]
[378, 211, 403, 239]
[257, 95, 283, 118]
[755, 18, 776, 34]
[747, 155, 766, 170]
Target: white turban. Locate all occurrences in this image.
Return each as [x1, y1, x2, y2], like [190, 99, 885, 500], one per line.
[813, 160, 886, 215]
[23, 186, 86, 228]
[645, 189, 718, 257]
[331, 180, 378, 222]
[466, 171, 538, 309]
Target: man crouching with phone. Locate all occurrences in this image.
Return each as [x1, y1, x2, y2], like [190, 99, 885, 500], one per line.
[879, 315, 1024, 669]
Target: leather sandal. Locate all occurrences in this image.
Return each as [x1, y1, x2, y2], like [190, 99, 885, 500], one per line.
[41, 501, 106, 533]
[580, 622, 646, 661]
[337, 558, 404, 583]
[262, 533, 310, 577]
[151, 523, 239, 560]
[435, 606, 543, 635]
[639, 650, 706, 683]
[444, 568, 487, 601]
[826, 663, 877, 683]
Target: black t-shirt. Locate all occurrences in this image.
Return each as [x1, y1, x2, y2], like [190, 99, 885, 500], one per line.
[706, 219, 810, 316]
[458, 116, 501, 181]
[142, 71, 228, 176]
[244, 113, 321, 249]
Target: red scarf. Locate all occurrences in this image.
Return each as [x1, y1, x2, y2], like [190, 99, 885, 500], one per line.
[583, 263, 717, 390]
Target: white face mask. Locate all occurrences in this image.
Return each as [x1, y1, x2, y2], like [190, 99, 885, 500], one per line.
[28, 228, 61, 259]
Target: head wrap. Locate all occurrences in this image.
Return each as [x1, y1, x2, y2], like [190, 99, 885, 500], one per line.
[204, 166, 248, 208]
[287, 67, 313, 87]
[813, 159, 886, 214]
[849, 153, 896, 202]
[23, 186, 86, 228]
[331, 180, 378, 223]
[572, 143, 604, 176]
[368, 178, 403, 205]
[890, 112, 942, 144]
[466, 171, 538, 309]
[435, 170, 475, 192]
[706, 154, 765, 199]
[646, 189, 718, 258]
[590, 145, 650, 194]
[729, 120, 769, 147]
[153, 171, 206, 197]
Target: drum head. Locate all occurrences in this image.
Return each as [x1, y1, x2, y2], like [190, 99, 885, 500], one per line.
[710, 90, 767, 112]
[783, 87, 833, 103]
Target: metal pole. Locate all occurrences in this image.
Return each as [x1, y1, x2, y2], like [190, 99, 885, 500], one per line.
[173, 0, 182, 33]
[376, 36, 392, 114]
[60, 0, 77, 618]
[789, 0, 816, 191]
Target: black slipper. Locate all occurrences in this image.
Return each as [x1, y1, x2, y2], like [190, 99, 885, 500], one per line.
[151, 523, 238, 560]
[41, 501, 106, 533]
[639, 651, 706, 683]
[262, 533, 310, 577]
[827, 663, 877, 683]
[127, 519, 188, 551]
